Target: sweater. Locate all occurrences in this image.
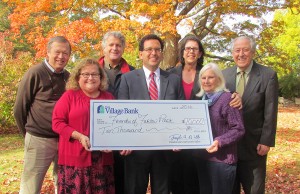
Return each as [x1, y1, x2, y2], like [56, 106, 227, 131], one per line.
[98, 56, 134, 97]
[52, 89, 114, 167]
[196, 92, 245, 164]
[13, 62, 69, 138]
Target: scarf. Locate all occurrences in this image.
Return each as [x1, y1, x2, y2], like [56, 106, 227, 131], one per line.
[202, 91, 224, 106]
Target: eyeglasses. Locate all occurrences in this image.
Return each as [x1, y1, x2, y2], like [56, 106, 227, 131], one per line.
[80, 73, 100, 79]
[233, 48, 251, 54]
[143, 48, 162, 53]
[184, 47, 199, 52]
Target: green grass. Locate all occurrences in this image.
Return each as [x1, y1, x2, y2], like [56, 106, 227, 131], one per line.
[0, 134, 55, 193]
[0, 134, 24, 193]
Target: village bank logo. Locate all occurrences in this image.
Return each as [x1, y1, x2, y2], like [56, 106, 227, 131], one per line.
[97, 105, 138, 115]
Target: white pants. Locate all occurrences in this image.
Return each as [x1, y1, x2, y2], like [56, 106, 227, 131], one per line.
[19, 133, 58, 194]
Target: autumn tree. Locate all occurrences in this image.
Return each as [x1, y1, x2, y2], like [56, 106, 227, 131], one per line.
[3, 0, 299, 69]
[257, 8, 300, 98]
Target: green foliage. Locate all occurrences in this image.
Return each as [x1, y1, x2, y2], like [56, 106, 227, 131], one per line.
[122, 49, 140, 68]
[258, 8, 300, 78]
[279, 72, 300, 99]
[0, 33, 34, 130]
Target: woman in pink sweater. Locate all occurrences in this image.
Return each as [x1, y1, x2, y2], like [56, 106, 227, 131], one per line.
[52, 58, 115, 194]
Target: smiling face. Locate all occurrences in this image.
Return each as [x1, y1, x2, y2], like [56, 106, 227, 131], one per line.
[183, 40, 202, 66]
[139, 39, 163, 72]
[200, 69, 220, 93]
[103, 35, 125, 64]
[232, 38, 255, 71]
[78, 64, 101, 97]
[47, 42, 71, 72]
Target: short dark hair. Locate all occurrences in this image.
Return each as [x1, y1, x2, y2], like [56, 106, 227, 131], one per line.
[139, 34, 164, 51]
[47, 36, 72, 54]
[179, 35, 205, 68]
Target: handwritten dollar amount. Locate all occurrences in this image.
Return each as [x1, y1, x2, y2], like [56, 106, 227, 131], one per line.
[182, 118, 205, 125]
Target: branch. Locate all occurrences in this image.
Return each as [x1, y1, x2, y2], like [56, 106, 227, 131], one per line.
[205, 53, 233, 62]
[177, 0, 200, 16]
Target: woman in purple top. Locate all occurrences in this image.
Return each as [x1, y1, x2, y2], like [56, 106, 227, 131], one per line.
[194, 63, 245, 194]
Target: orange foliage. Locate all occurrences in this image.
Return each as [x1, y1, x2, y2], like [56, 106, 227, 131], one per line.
[4, 0, 294, 62]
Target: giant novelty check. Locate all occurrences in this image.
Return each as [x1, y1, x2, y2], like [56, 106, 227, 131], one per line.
[90, 100, 213, 150]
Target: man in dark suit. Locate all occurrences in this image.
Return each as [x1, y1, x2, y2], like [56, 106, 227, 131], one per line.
[222, 36, 278, 194]
[118, 34, 185, 194]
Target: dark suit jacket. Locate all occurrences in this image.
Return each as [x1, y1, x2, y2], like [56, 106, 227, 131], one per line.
[118, 68, 185, 161]
[168, 64, 201, 100]
[222, 61, 278, 160]
[118, 68, 185, 100]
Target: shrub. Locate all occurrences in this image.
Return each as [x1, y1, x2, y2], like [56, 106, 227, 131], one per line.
[279, 72, 300, 99]
[0, 51, 33, 131]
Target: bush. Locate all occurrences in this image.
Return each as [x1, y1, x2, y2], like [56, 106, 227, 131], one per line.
[0, 51, 34, 131]
[279, 72, 300, 99]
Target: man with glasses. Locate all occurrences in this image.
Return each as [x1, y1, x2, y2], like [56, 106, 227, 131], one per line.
[14, 36, 71, 194]
[118, 34, 185, 194]
[98, 31, 135, 194]
[223, 36, 278, 194]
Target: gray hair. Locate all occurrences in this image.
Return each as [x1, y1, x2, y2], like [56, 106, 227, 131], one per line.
[102, 31, 126, 49]
[230, 36, 256, 52]
[196, 63, 228, 97]
[47, 36, 71, 54]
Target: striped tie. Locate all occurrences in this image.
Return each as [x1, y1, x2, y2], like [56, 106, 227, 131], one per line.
[149, 72, 158, 100]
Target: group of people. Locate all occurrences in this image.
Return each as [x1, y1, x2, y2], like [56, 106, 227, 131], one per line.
[13, 31, 278, 194]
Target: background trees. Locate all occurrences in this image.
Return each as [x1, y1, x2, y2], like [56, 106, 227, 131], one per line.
[1, 0, 300, 130]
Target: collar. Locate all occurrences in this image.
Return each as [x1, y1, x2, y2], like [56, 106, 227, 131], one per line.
[44, 59, 64, 74]
[236, 60, 253, 75]
[143, 66, 160, 79]
[98, 56, 131, 73]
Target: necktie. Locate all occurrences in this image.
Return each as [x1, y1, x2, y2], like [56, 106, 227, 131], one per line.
[149, 72, 158, 100]
[237, 71, 245, 96]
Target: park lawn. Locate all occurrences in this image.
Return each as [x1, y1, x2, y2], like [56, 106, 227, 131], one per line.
[0, 134, 55, 193]
[0, 106, 299, 194]
[265, 106, 300, 193]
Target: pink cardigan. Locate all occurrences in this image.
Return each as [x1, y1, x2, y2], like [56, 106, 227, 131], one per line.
[52, 89, 114, 167]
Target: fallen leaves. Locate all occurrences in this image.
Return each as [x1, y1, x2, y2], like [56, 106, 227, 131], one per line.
[265, 105, 300, 194]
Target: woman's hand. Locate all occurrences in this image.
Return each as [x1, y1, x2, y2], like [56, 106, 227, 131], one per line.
[71, 131, 91, 151]
[206, 140, 219, 153]
[78, 135, 91, 151]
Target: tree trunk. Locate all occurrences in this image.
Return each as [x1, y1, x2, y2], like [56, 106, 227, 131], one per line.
[160, 32, 181, 70]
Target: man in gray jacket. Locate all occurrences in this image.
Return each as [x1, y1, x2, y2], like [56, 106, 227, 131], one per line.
[223, 36, 278, 194]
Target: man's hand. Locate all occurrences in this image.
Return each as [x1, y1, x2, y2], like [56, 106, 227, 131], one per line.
[120, 150, 132, 156]
[257, 144, 270, 156]
[230, 92, 243, 109]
